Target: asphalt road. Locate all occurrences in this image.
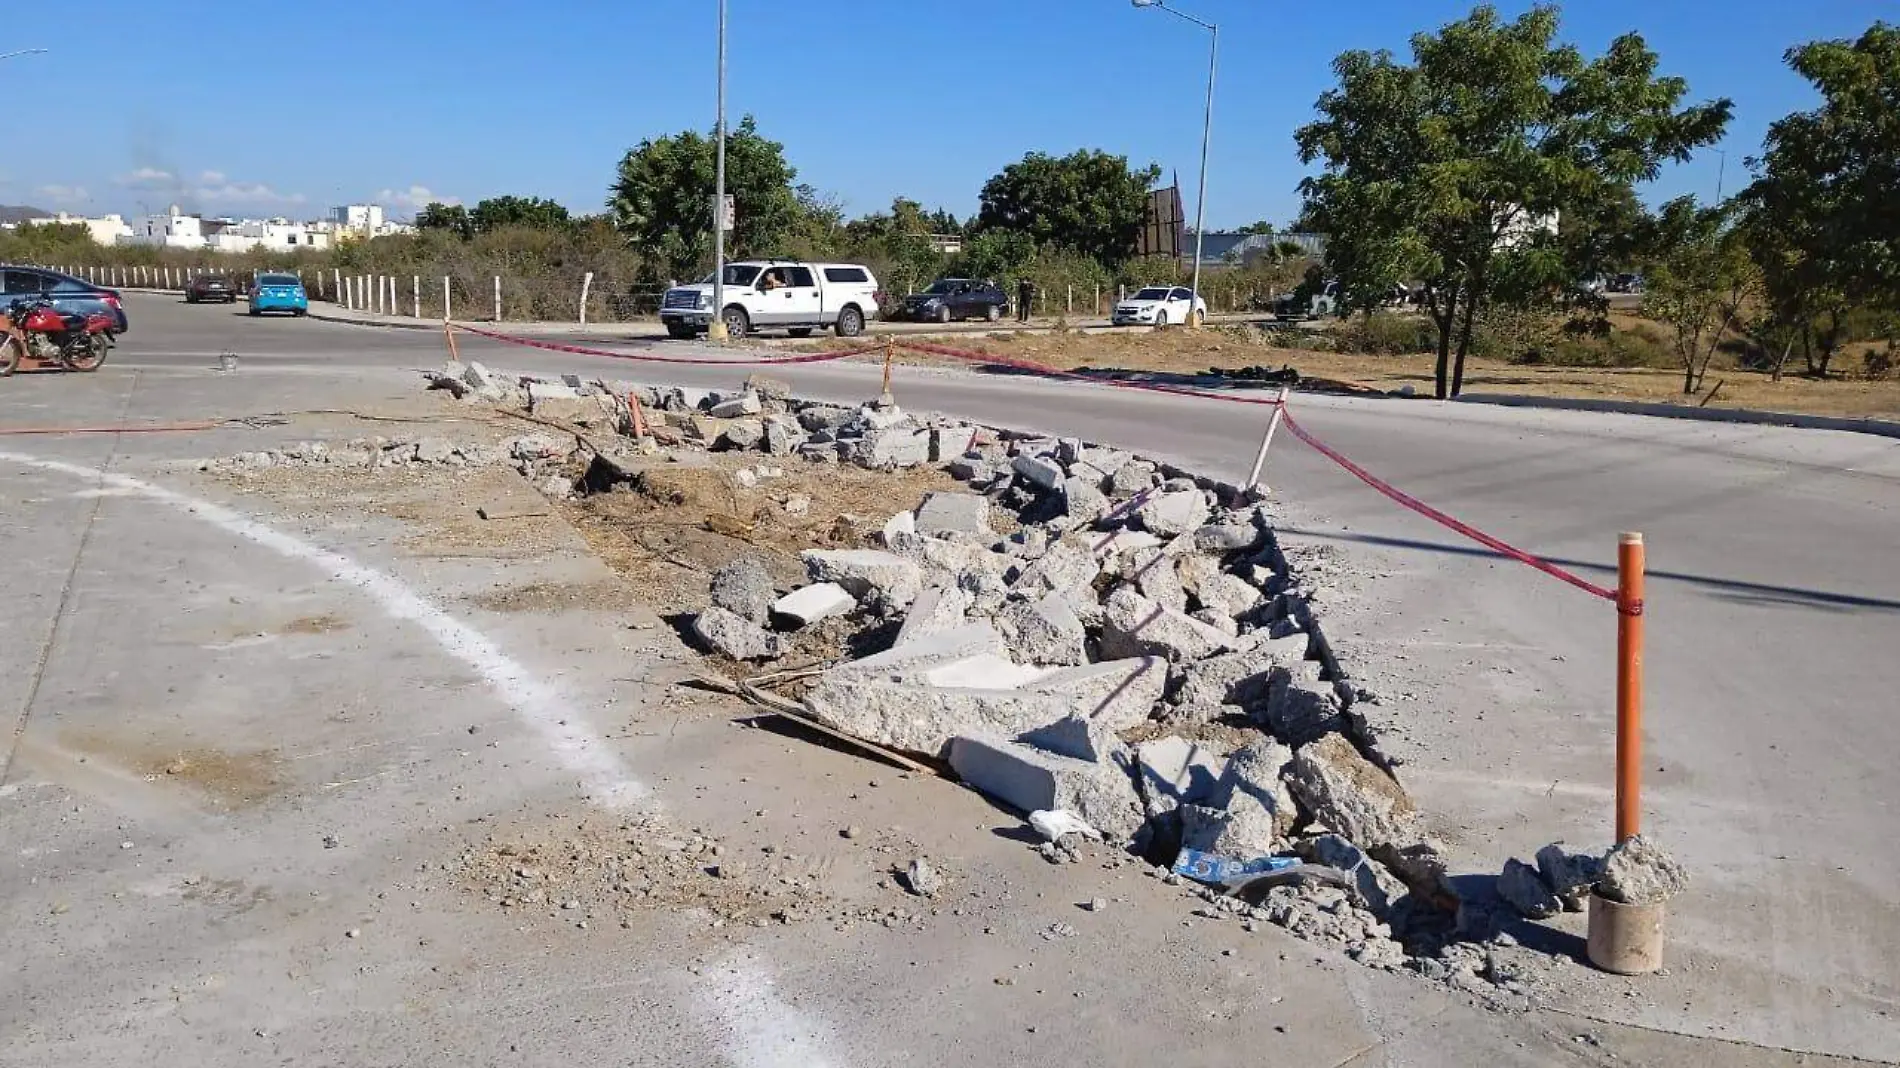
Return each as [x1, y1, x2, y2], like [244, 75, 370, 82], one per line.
[6, 294, 1897, 1063]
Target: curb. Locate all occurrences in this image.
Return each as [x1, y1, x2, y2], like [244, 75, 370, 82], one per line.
[1452, 392, 1900, 441]
[305, 309, 447, 333]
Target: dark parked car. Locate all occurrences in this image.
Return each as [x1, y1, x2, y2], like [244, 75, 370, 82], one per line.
[184, 274, 238, 303]
[0, 265, 128, 333]
[895, 278, 1008, 323]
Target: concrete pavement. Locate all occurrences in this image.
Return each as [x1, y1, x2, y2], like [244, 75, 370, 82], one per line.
[2, 293, 1894, 1064]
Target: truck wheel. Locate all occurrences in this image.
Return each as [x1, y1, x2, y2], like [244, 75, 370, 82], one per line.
[722, 306, 751, 338]
[835, 306, 865, 338]
[936, 305, 951, 324]
[985, 304, 1000, 322]
[787, 327, 813, 338]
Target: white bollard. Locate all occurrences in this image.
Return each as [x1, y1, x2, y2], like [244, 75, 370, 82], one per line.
[413, 275, 421, 319]
[493, 275, 501, 322]
[579, 271, 594, 325]
[1245, 386, 1294, 490]
[333, 268, 342, 305]
[443, 276, 452, 322]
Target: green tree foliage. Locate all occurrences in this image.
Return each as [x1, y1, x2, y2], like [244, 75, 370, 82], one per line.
[1743, 22, 1900, 373]
[1236, 220, 1276, 235]
[607, 116, 800, 283]
[1296, 4, 1731, 396]
[469, 196, 571, 234]
[975, 150, 1162, 269]
[1641, 199, 1759, 393]
[414, 202, 473, 239]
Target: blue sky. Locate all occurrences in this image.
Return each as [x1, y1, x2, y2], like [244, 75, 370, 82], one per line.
[0, 1, 1887, 227]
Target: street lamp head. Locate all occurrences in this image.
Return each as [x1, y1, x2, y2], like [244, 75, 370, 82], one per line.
[1131, 0, 1160, 7]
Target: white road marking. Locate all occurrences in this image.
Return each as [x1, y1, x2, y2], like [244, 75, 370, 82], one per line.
[0, 449, 647, 809]
[705, 951, 845, 1068]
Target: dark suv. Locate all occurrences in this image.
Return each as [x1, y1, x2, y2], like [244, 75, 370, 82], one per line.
[0, 265, 129, 333]
[895, 278, 1008, 323]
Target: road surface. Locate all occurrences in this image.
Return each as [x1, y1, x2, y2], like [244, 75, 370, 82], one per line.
[3, 294, 1894, 1065]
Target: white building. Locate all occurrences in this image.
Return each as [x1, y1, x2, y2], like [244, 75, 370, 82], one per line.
[122, 206, 208, 250]
[327, 203, 415, 239]
[204, 218, 333, 253]
[22, 212, 133, 247]
[1496, 207, 1560, 250]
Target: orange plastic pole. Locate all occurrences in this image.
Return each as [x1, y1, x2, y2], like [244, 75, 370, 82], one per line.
[1615, 532, 1646, 842]
[444, 321, 462, 363]
[882, 338, 895, 397]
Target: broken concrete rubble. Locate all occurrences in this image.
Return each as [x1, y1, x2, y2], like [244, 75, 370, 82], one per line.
[708, 391, 763, 418]
[1284, 734, 1417, 850]
[1011, 454, 1065, 491]
[948, 734, 1144, 842]
[1137, 489, 1210, 537]
[1099, 586, 1235, 662]
[801, 549, 923, 610]
[913, 491, 992, 537]
[691, 606, 782, 661]
[1597, 835, 1688, 905]
[998, 594, 1087, 666]
[1535, 843, 1600, 912]
[770, 583, 856, 628]
[894, 585, 972, 646]
[1134, 736, 1226, 817]
[709, 557, 775, 623]
[1497, 858, 1563, 919]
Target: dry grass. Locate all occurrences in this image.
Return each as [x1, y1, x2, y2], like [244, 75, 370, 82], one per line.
[803, 325, 1900, 421]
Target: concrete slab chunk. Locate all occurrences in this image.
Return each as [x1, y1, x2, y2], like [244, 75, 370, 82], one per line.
[1137, 489, 1209, 536]
[949, 735, 1144, 842]
[895, 584, 973, 647]
[1100, 587, 1235, 662]
[1134, 736, 1226, 816]
[1012, 454, 1066, 491]
[915, 492, 993, 537]
[802, 549, 924, 609]
[999, 593, 1087, 666]
[691, 606, 783, 661]
[1284, 734, 1417, 849]
[770, 583, 856, 627]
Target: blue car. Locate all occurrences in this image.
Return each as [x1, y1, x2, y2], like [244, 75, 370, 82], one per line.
[248, 273, 309, 317]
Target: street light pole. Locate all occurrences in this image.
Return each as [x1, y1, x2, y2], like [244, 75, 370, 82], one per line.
[707, 0, 730, 342]
[1133, 0, 1216, 328]
[0, 48, 49, 63]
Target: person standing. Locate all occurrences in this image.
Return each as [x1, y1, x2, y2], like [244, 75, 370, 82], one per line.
[1016, 278, 1035, 323]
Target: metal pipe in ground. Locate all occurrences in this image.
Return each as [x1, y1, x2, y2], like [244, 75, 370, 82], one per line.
[1588, 531, 1662, 974]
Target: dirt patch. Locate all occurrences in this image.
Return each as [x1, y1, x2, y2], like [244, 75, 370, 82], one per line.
[465, 578, 643, 614]
[59, 732, 286, 809]
[280, 613, 350, 635]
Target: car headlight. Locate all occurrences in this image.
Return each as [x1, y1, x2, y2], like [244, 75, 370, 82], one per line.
[922, 299, 941, 309]
[696, 293, 711, 310]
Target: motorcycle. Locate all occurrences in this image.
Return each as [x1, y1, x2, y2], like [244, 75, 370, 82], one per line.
[1, 297, 115, 376]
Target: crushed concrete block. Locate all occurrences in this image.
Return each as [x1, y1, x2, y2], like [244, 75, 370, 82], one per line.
[1134, 736, 1226, 817]
[1088, 529, 1164, 560]
[829, 622, 1009, 684]
[762, 414, 805, 455]
[1216, 741, 1298, 839]
[1369, 840, 1457, 909]
[999, 593, 1087, 666]
[1194, 522, 1261, 553]
[932, 424, 978, 462]
[709, 391, 763, 418]
[527, 382, 612, 426]
[1598, 835, 1688, 905]
[1179, 803, 1284, 863]
[1099, 587, 1235, 662]
[804, 677, 1073, 759]
[1191, 608, 1240, 637]
[895, 584, 972, 646]
[854, 427, 932, 469]
[947, 456, 996, 483]
[915, 492, 992, 537]
[1012, 454, 1066, 491]
[923, 653, 1048, 690]
[719, 419, 765, 451]
[1062, 476, 1110, 521]
[1138, 490, 1209, 537]
[1497, 858, 1563, 919]
[797, 405, 853, 431]
[1175, 552, 1224, 595]
[882, 510, 917, 548]
[1124, 547, 1189, 613]
[1263, 669, 1346, 744]
[802, 549, 924, 609]
[1197, 572, 1266, 619]
[1078, 447, 1132, 479]
[770, 583, 855, 628]
[1173, 649, 1279, 711]
[1535, 843, 1601, 912]
[1284, 734, 1417, 849]
[1010, 535, 1102, 600]
[1308, 834, 1410, 915]
[709, 556, 775, 622]
[949, 734, 1144, 843]
[857, 404, 911, 431]
[460, 360, 516, 402]
[691, 606, 782, 661]
[414, 437, 454, 464]
[1109, 459, 1158, 498]
[1015, 657, 1168, 762]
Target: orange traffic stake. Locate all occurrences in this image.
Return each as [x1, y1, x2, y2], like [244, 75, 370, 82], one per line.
[1615, 532, 1646, 843]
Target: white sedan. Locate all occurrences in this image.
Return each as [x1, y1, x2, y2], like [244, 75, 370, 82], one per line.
[1111, 285, 1207, 327]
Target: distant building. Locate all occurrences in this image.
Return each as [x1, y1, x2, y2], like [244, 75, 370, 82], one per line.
[1193, 231, 1328, 267]
[327, 203, 412, 238]
[1496, 208, 1560, 250]
[205, 218, 334, 253]
[122, 205, 208, 250]
[22, 211, 133, 247]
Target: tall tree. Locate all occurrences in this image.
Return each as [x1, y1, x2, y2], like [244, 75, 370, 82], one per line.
[414, 202, 473, 239]
[1744, 22, 1900, 361]
[607, 116, 801, 282]
[1642, 198, 1759, 393]
[975, 150, 1161, 269]
[469, 195, 571, 233]
[1296, 5, 1731, 396]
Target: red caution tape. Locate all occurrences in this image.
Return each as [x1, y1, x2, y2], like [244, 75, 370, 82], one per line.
[894, 339, 1283, 407]
[452, 322, 885, 367]
[1276, 408, 1618, 603]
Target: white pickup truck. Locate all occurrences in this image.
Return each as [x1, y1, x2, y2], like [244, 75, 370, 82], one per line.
[660, 260, 883, 339]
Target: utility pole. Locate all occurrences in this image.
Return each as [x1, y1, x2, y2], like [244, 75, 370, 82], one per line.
[706, 0, 731, 342]
[1131, 1, 1216, 328]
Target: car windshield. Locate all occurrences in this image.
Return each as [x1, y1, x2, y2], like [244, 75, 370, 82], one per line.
[923, 280, 960, 295]
[200, 276, 231, 285]
[258, 275, 299, 287]
[1135, 287, 1170, 300]
[699, 265, 761, 287]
